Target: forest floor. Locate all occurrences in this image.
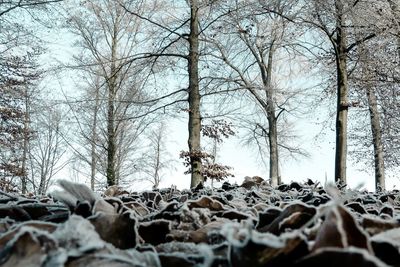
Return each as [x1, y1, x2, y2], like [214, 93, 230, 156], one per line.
[0, 177, 399, 267]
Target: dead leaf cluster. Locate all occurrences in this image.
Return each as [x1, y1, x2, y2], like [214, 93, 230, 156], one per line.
[1, 179, 400, 266]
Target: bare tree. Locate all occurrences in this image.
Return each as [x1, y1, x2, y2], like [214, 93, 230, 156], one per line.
[349, 2, 387, 190]
[119, 0, 228, 187]
[138, 122, 175, 189]
[203, 0, 307, 186]
[347, 0, 400, 190]
[89, 78, 101, 190]
[0, 0, 60, 193]
[187, 0, 203, 187]
[350, 44, 386, 190]
[64, 0, 153, 187]
[28, 103, 68, 194]
[0, 49, 41, 193]
[293, 0, 383, 185]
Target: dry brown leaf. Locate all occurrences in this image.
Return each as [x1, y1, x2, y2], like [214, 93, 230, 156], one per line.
[258, 203, 316, 234]
[187, 196, 225, 211]
[313, 205, 372, 252]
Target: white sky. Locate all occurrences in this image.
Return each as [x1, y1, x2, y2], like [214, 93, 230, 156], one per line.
[155, 116, 400, 192]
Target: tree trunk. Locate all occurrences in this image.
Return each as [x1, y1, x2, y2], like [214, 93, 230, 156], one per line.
[153, 135, 161, 189]
[188, 0, 203, 188]
[357, 37, 386, 190]
[366, 86, 385, 190]
[90, 84, 100, 190]
[38, 122, 53, 195]
[264, 43, 280, 186]
[21, 88, 30, 194]
[38, 157, 46, 195]
[38, 134, 50, 195]
[106, 24, 118, 187]
[268, 116, 280, 186]
[45, 124, 59, 194]
[334, 0, 349, 184]
[106, 78, 116, 186]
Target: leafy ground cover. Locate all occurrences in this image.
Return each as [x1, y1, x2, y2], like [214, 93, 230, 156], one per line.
[0, 177, 399, 267]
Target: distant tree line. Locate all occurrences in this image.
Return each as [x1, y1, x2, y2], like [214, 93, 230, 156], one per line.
[0, 0, 398, 193]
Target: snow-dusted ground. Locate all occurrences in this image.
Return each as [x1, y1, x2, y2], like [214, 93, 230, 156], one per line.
[0, 178, 399, 266]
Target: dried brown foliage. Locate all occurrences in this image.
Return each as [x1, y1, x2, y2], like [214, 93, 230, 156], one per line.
[180, 150, 234, 182]
[1, 179, 400, 266]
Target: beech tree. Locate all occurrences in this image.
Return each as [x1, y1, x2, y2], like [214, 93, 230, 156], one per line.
[294, 0, 385, 185]
[347, 0, 400, 190]
[120, 0, 234, 187]
[187, 0, 203, 187]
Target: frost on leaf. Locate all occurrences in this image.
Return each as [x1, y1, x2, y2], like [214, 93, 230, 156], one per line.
[312, 205, 372, 252]
[2, 179, 400, 266]
[187, 196, 225, 211]
[295, 247, 389, 267]
[88, 210, 138, 249]
[371, 228, 400, 266]
[257, 202, 316, 235]
[222, 222, 309, 267]
[0, 226, 57, 266]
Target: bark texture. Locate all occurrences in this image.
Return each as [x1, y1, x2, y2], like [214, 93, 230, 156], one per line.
[90, 85, 100, 190]
[357, 39, 386, 190]
[237, 34, 281, 186]
[262, 43, 280, 186]
[188, 0, 203, 188]
[21, 87, 30, 194]
[366, 86, 385, 190]
[106, 22, 118, 186]
[334, 0, 349, 184]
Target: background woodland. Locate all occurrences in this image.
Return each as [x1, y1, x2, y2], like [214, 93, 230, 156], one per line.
[1, 0, 399, 194]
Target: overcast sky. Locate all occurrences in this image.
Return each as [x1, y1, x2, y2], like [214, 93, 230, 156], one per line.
[156, 115, 399, 192]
